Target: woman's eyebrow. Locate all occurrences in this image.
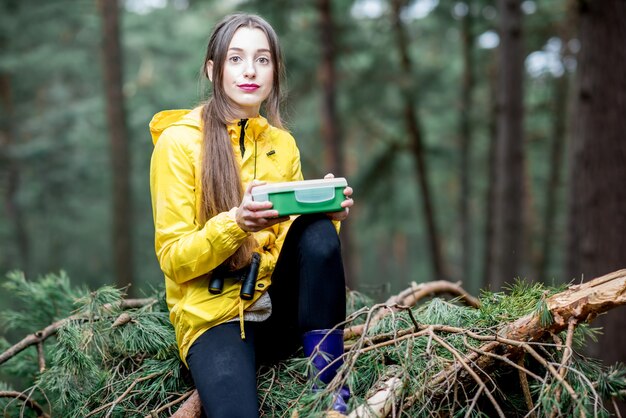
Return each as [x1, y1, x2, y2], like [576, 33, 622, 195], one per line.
[227, 47, 271, 54]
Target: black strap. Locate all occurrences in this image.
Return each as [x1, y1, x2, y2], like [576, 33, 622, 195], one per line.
[238, 118, 248, 158]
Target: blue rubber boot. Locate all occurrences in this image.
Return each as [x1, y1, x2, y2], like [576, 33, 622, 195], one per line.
[302, 329, 350, 414]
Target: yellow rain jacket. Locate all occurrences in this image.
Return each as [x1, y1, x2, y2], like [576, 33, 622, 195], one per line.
[149, 107, 303, 364]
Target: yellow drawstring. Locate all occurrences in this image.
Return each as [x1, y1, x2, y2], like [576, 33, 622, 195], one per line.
[239, 298, 246, 339]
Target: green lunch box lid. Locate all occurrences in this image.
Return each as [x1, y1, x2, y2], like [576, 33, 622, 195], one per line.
[251, 178, 347, 198]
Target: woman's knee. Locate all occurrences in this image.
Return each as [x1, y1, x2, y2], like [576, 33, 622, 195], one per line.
[296, 215, 341, 259]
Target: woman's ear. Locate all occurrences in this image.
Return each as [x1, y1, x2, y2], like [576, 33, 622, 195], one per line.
[206, 60, 214, 82]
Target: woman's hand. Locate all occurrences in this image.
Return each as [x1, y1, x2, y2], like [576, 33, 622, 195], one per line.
[236, 180, 290, 232]
[324, 173, 354, 222]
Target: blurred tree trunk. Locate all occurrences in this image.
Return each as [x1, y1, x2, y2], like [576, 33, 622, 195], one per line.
[536, 73, 568, 282]
[0, 0, 29, 270]
[0, 72, 30, 270]
[566, 0, 626, 371]
[318, 0, 342, 177]
[317, 0, 354, 288]
[391, 0, 448, 281]
[392, 230, 407, 282]
[458, 3, 475, 284]
[98, 0, 134, 294]
[488, 0, 525, 289]
[534, 12, 575, 285]
[481, 56, 498, 288]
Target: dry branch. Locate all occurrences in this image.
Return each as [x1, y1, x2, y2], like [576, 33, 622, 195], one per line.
[0, 298, 155, 366]
[345, 280, 479, 340]
[144, 390, 195, 418]
[169, 390, 201, 418]
[169, 271, 626, 417]
[0, 390, 50, 418]
[5, 271, 625, 417]
[347, 372, 404, 418]
[411, 269, 626, 407]
[169, 279, 470, 418]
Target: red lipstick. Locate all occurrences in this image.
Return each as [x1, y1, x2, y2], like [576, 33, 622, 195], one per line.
[238, 83, 260, 92]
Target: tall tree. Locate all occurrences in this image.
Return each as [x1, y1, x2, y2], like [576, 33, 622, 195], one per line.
[317, 0, 342, 176]
[0, 0, 29, 270]
[458, 2, 475, 284]
[317, 0, 355, 288]
[390, 0, 448, 281]
[481, 56, 498, 288]
[536, 71, 568, 281]
[566, 0, 626, 367]
[98, 0, 134, 293]
[0, 72, 29, 270]
[488, 0, 525, 289]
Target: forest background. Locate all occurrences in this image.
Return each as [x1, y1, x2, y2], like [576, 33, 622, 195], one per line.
[1, 0, 625, 389]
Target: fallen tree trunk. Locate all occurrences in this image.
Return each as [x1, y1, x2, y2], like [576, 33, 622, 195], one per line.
[387, 269, 626, 413]
[427, 269, 626, 394]
[170, 270, 626, 417]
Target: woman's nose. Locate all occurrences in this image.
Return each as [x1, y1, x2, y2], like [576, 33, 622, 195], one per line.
[243, 61, 256, 78]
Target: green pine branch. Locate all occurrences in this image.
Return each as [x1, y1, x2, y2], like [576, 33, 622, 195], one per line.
[1, 270, 625, 417]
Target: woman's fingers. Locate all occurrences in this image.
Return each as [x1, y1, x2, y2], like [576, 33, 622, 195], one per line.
[244, 199, 274, 212]
[245, 179, 266, 195]
[237, 181, 291, 232]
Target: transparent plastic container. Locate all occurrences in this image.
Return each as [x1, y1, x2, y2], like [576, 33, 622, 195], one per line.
[251, 178, 348, 216]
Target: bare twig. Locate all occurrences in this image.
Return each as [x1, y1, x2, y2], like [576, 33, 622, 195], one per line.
[550, 363, 602, 417]
[84, 372, 163, 417]
[0, 390, 50, 418]
[550, 318, 578, 418]
[401, 281, 480, 310]
[465, 385, 484, 418]
[518, 355, 535, 418]
[462, 337, 544, 383]
[428, 330, 505, 418]
[258, 368, 276, 412]
[143, 390, 194, 418]
[557, 319, 576, 380]
[344, 281, 479, 339]
[612, 397, 623, 418]
[36, 341, 45, 372]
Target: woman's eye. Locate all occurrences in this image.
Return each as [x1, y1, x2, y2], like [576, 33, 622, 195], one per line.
[257, 57, 270, 64]
[229, 56, 241, 63]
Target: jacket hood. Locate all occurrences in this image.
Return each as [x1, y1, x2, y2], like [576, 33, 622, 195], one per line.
[149, 107, 271, 146]
[149, 108, 201, 145]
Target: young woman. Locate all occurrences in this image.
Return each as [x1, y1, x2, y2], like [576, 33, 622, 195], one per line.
[149, 13, 353, 417]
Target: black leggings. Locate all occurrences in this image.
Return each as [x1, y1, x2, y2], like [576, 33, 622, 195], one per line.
[186, 214, 346, 418]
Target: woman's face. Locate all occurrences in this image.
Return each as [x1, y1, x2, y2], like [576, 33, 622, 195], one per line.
[208, 27, 274, 119]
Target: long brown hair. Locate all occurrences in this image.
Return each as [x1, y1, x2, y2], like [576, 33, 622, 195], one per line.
[201, 14, 285, 270]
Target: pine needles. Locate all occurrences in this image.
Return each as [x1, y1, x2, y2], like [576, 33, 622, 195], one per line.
[1, 270, 625, 417]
